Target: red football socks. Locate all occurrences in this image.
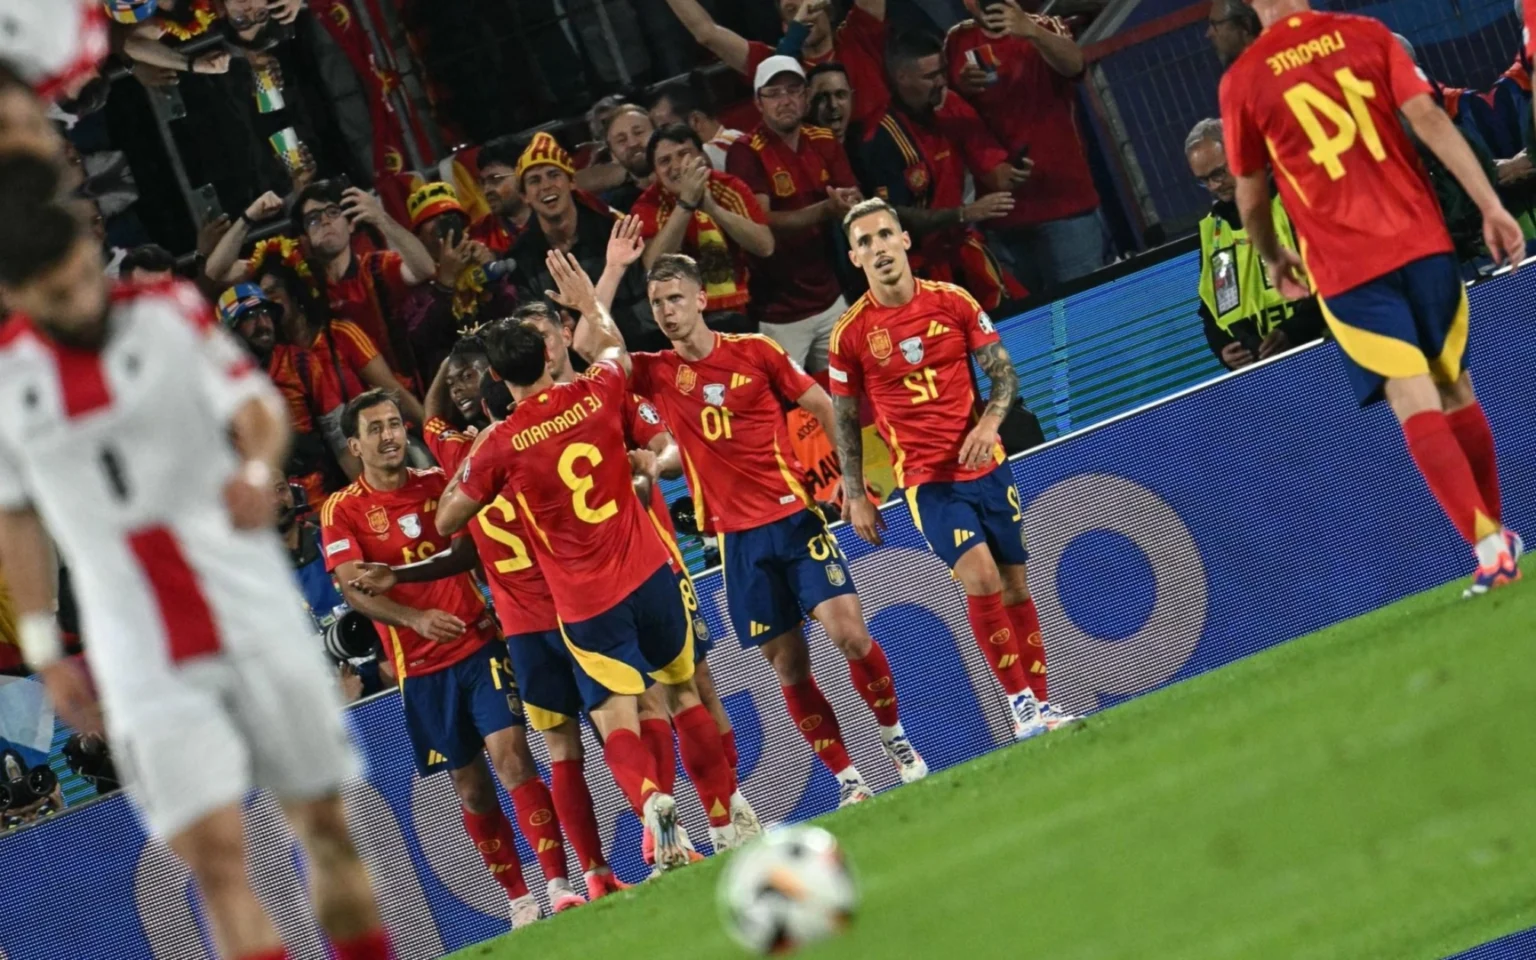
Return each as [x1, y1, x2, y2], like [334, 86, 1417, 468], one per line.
[847, 640, 901, 727]
[965, 592, 1029, 695]
[460, 806, 528, 898]
[780, 679, 854, 775]
[1402, 410, 1498, 544]
[639, 717, 677, 795]
[1446, 403, 1502, 523]
[673, 704, 736, 827]
[720, 727, 739, 772]
[331, 929, 393, 960]
[602, 728, 660, 817]
[549, 759, 607, 874]
[510, 778, 568, 883]
[1004, 596, 1049, 703]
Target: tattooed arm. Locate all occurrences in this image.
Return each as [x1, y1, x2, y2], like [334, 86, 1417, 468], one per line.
[959, 341, 1018, 470]
[833, 392, 885, 545]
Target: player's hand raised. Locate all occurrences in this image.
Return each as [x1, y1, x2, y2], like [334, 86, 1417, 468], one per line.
[348, 562, 399, 597]
[1483, 205, 1525, 273]
[1265, 249, 1312, 301]
[958, 416, 1002, 472]
[842, 487, 885, 546]
[545, 249, 601, 315]
[39, 660, 103, 738]
[605, 215, 646, 271]
[410, 609, 467, 644]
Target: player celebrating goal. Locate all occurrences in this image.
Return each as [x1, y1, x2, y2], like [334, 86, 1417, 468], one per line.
[322, 389, 586, 924]
[830, 198, 1075, 740]
[435, 253, 759, 866]
[0, 158, 391, 960]
[615, 236, 928, 805]
[1219, 1, 1523, 593]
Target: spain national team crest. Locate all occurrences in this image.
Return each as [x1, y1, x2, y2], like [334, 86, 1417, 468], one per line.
[693, 617, 710, 644]
[676, 364, 697, 394]
[366, 504, 389, 535]
[703, 383, 727, 407]
[905, 165, 929, 193]
[899, 336, 924, 365]
[868, 328, 892, 362]
[398, 514, 421, 539]
[825, 562, 846, 587]
[772, 170, 796, 198]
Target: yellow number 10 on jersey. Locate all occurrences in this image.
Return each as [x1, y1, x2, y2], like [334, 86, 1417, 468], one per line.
[1283, 67, 1385, 180]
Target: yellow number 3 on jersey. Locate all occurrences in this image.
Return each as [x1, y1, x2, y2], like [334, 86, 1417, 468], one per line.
[1283, 67, 1385, 181]
[558, 442, 619, 524]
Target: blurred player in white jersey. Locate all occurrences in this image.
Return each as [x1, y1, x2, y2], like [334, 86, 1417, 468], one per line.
[0, 157, 392, 960]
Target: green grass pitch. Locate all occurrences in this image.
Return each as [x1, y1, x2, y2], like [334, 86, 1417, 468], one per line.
[452, 574, 1536, 960]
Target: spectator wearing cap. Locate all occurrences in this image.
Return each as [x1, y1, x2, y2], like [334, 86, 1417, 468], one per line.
[601, 103, 658, 213]
[1185, 119, 1322, 372]
[472, 135, 534, 256]
[119, 244, 177, 285]
[860, 31, 1027, 309]
[666, 0, 891, 134]
[726, 55, 864, 371]
[510, 132, 662, 350]
[649, 81, 746, 171]
[633, 124, 773, 332]
[947, 0, 1106, 294]
[292, 177, 436, 389]
[401, 182, 520, 380]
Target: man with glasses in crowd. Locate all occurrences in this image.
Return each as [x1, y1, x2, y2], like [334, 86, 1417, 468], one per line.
[473, 135, 536, 256]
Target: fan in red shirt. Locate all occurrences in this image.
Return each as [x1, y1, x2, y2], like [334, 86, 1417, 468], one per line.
[664, 0, 891, 132]
[435, 270, 760, 867]
[632, 124, 774, 328]
[946, 0, 1105, 292]
[860, 31, 1028, 309]
[320, 390, 584, 924]
[1220, 2, 1524, 594]
[726, 57, 864, 372]
[831, 198, 1076, 740]
[627, 248, 929, 804]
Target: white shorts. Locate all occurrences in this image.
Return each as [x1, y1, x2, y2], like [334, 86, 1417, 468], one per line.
[108, 645, 361, 839]
[761, 296, 848, 374]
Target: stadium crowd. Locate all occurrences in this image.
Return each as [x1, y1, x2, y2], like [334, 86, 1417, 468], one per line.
[0, 0, 1530, 858]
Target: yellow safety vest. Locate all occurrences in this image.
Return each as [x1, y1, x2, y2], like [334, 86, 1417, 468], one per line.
[1197, 195, 1301, 338]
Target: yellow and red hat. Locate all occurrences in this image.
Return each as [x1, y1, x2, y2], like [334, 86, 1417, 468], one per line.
[406, 181, 466, 230]
[514, 132, 576, 187]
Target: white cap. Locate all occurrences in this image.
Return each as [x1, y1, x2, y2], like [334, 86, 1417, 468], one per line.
[753, 55, 807, 94]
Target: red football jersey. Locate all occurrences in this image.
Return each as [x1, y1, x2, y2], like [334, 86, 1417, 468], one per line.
[631, 334, 817, 536]
[621, 391, 685, 562]
[424, 420, 559, 637]
[828, 280, 1005, 488]
[321, 468, 496, 678]
[457, 362, 670, 623]
[1219, 11, 1452, 298]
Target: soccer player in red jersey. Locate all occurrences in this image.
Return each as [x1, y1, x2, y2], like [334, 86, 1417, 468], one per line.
[830, 198, 1074, 740]
[1220, 1, 1524, 593]
[321, 390, 584, 923]
[618, 243, 929, 805]
[434, 257, 759, 867]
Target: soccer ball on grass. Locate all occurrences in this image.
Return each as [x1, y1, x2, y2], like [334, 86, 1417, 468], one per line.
[717, 825, 858, 954]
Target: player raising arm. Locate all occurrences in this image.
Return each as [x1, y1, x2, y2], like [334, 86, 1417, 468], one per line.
[435, 252, 758, 865]
[0, 158, 391, 960]
[831, 198, 1075, 739]
[1220, 1, 1522, 593]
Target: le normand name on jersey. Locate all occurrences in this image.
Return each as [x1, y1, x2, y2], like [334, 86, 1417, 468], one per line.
[507, 390, 605, 451]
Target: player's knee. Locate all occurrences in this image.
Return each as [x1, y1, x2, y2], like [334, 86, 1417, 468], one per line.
[487, 734, 538, 790]
[543, 723, 584, 763]
[955, 551, 1005, 596]
[290, 797, 360, 872]
[181, 831, 250, 895]
[450, 765, 500, 814]
[764, 640, 812, 686]
[661, 678, 703, 715]
[827, 621, 873, 660]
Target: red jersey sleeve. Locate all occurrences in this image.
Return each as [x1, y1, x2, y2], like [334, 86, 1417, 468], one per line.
[726, 140, 771, 197]
[743, 40, 774, 80]
[1527, 0, 1536, 59]
[712, 173, 768, 223]
[583, 358, 630, 407]
[629, 350, 663, 397]
[836, 5, 886, 63]
[320, 496, 363, 571]
[949, 283, 1000, 351]
[755, 335, 816, 402]
[940, 92, 1011, 178]
[457, 425, 516, 506]
[1380, 22, 1433, 107]
[331, 320, 381, 370]
[370, 250, 411, 297]
[1218, 64, 1268, 178]
[423, 417, 473, 475]
[826, 306, 865, 399]
[624, 393, 669, 449]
